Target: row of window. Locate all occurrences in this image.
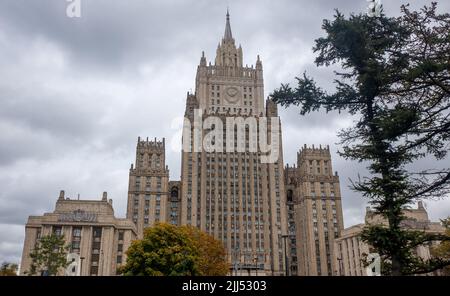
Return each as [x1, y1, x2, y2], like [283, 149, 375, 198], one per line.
[307, 160, 330, 175]
[137, 153, 162, 169]
[210, 85, 253, 92]
[208, 106, 255, 115]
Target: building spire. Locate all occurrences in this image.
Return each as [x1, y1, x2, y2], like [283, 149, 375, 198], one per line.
[224, 8, 233, 41]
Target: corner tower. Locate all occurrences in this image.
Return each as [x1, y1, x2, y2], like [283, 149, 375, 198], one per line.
[126, 137, 170, 238]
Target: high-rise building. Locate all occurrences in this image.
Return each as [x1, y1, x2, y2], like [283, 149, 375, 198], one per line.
[126, 137, 170, 238]
[179, 11, 288, 275]
[288, 145, 344, 276]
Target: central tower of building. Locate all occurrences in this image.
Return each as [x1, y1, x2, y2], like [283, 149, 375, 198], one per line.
[180, 11, 288, 275]
[194, 10, 265, 115]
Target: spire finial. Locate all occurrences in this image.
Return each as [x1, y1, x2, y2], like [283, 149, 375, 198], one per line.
[224, 8, 233, 41]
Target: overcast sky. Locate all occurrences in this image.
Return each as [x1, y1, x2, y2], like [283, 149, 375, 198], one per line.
[1, 0, 449, 265]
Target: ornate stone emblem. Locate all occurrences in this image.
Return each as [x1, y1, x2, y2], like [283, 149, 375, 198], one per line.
[58, 209, 98, 222]
[225, 87, 240, 103]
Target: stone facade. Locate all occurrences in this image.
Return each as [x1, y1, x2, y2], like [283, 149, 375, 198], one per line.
[20, 191, 137, 276]
[334, 202, 446, 276]
[178, 11, 287, 276]
[286, 145, 345, 276]
[126, 137, 170, 238]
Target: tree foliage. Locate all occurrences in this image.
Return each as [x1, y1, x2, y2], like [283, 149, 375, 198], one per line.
[271, 3, 450, 275]
[118, 223, 228, 276]
[0, 262, 18, 276]
[431, 217, 450, 275]
[27, 234, 69, 276]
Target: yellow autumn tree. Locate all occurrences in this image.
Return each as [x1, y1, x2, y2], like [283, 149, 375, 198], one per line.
[118, 223, 228, 276]
[184, 226, 229, 276]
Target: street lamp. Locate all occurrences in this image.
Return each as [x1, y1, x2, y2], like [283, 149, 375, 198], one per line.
[254, 255, 258, 276]
[100, 250, 104, 276]
[80, 257, 85, 276]
[282, 235, 289, 276]
[337, 257, 343, 276]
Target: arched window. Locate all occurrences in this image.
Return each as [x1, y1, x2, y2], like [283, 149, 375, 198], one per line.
[151, 154, 157, 168]
[171, 188, 179, 201]
[287, 189, 293, 203]
[156, 154, 161, 168]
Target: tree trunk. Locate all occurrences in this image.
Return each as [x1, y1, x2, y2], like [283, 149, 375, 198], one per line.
[387, 211, 402, 276]
[367, 97, 403, 276]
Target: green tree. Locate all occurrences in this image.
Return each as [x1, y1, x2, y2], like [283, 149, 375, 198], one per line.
[431, 218, 450, 275]
[27, 233, 69, 276]
[272, 3, 450, 275]
[118, 223, 228, 276]
[0, 262, 18, 276]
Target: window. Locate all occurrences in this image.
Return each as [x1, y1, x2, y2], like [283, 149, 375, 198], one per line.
[70, 229, 81, 252]
[72, 227, 82, 237]
[71, 241, 80, 251]
[53, 226, 62, 236]
[118, 231, 124, 241]
[35, 229, 42, 246]
[93, 227, 102, 238]
[92, 242, 101, 250]
[90, 266, 99, 276]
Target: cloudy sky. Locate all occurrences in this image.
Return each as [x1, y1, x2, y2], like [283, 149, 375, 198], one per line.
[1, 0, 449, 264]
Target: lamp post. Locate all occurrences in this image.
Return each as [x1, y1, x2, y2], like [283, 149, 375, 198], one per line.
[282, 235, 289, 276]
[80, 256, 85, 276]
[337, 257, 343, 276]
[100, 250, 104, 276]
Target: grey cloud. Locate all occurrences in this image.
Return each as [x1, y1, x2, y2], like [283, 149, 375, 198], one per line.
[0, 225, 24, 263]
